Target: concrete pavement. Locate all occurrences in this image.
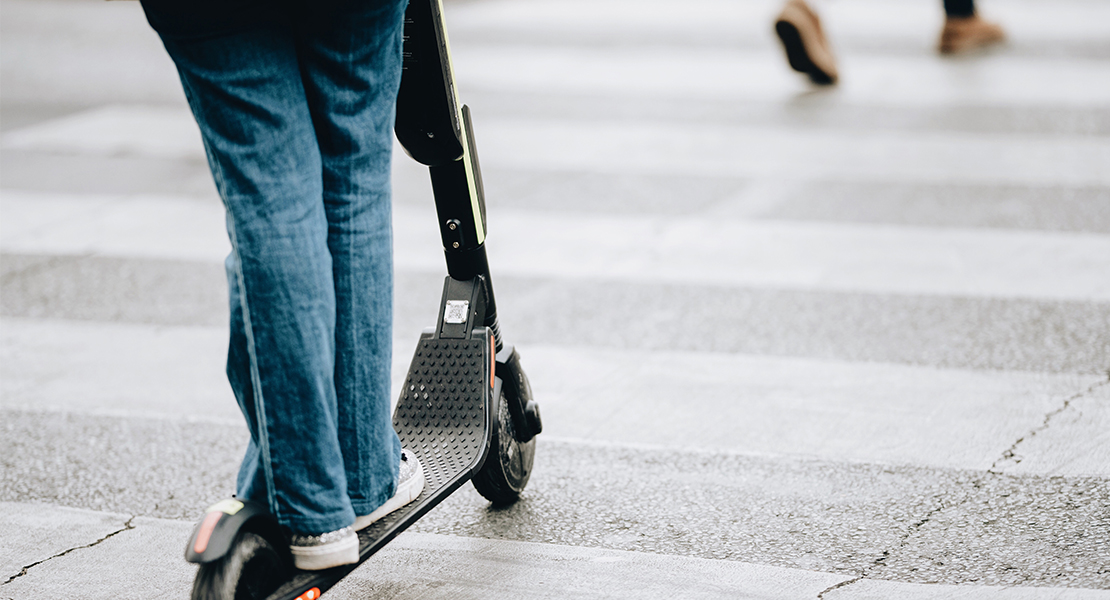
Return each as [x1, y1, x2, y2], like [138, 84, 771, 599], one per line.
[7, 507, 1109, 600]
[2, 0, 1109, 598]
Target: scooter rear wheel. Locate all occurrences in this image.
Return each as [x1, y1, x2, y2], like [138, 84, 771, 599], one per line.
[473, 386, 535, 505]
[191, 531, 284, 600]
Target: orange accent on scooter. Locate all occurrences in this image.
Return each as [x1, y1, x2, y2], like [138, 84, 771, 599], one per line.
[295, 588, 321, 600]
[490, 335, 495, 388]
[193, 511, 223, 554]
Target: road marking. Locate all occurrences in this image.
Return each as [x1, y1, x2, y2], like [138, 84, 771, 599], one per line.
[0, 318, 240, 424]
[0, 502, 135, 582]
[0, 190, 230, 261]
[5, 190, 1109, 301]
[452, 46, 1110, 110]
[473, 118, 1110, 187]
[998, 381, 1110, 478]
[6, 105, 1108, 187]
[2, 105, 204, 160]
[471, 208, 1110, 301]
[5, 317, 1104, 475]
[521, 344, 1106, 476]
[0, 318, 426, 423]
[3, 502, 1107, 600]
[447, 0, 1110, 47]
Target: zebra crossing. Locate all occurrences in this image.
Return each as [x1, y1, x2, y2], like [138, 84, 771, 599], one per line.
[2, 0, 1108, 597]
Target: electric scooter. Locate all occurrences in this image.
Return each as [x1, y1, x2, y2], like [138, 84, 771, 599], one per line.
[183, 1, 542, 597]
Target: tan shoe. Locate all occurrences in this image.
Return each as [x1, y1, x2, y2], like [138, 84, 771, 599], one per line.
[774, 0, 838, 85]
[938, 14, 1005, 55]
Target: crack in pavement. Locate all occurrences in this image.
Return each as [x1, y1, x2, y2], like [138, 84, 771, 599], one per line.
[816, 490, 958, 597]
[814, 375, 1110, 596]
[1, 490, 180, 588]
[989, 373, 1110, 474]
[1, 515, 136, 586]
[816, 576, 862, 599]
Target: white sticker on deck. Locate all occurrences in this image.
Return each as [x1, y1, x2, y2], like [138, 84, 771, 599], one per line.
[444, 300, 469, 324]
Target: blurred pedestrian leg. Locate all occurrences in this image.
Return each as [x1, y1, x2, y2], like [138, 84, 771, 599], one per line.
[774, 0, 838, 85]
[773, 0, 1006, 85]
[940, 0, 1006, 55]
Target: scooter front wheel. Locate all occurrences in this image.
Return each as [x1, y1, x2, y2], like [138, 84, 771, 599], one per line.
[473, 385, 536, 505]
[191, 531, 284, 600]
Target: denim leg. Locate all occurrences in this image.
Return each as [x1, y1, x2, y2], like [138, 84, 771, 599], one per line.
[294, 0, 408, 516]
[159, 27, 355, 535]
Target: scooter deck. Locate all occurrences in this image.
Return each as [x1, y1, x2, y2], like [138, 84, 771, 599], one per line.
[264, 329, 494, 600]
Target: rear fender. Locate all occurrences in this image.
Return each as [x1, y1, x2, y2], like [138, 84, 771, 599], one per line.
[184, 498, 287, 565]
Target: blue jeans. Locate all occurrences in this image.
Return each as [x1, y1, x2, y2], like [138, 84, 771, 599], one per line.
[142, 0, 407, 535]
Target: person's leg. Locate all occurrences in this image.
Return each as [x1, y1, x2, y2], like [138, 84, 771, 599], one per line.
[943, 0, 975, 17]
[774, 0, 838, 85]
[292, 0, 408, 518]
[144, 12, 356, 537]
[939, 0, 1004, 54]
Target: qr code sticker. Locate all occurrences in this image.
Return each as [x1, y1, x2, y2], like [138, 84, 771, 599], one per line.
[444, 300, 469, 324]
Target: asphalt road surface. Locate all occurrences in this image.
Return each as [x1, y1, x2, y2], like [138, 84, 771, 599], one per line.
[2, 0, 1109, 598]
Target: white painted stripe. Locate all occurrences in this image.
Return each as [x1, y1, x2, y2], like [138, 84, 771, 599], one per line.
[472, 118, 1110, 187]
[0, 318, 241, 425]
[1, 105, 204, 160]
[453, 47, 1110, 110]
[825, 0, 1110, 44]
[3, 505, 1107, 600]
[5, 106, 1108, 187]
[1001, 382, 1110, 479]
[0, 502, 136, 583]
[828, 580, 1110, 600]
[5, 318, 1105, 475]
[521, 344, 1107, 477]
[342, 532, 1110, 600]
[0, 318, 432, 425]
[4, 190, 1110, 301]
[0, 190, 231, 261]
[446, 0, 1110, 46]
[443, 0, 1110, 110]
[450, 207, 1110, 301]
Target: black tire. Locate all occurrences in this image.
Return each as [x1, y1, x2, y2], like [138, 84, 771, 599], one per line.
[473, 386, 536, 505]
[191, 531, 284, 600]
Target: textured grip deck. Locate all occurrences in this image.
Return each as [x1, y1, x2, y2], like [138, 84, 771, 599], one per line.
[394, 337, 491, 494]
[267, 333, 491, 600]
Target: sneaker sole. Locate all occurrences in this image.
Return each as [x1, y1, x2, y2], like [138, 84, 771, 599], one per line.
[290, 534, 359, 571]
[775, 20, 835, 85]
[353, 459, 425, 530]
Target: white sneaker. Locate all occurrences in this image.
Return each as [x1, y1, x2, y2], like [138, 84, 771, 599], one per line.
[353, 449, 425, 530]
[289, 526, 358, 571]
[289, 450, 424, 570]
